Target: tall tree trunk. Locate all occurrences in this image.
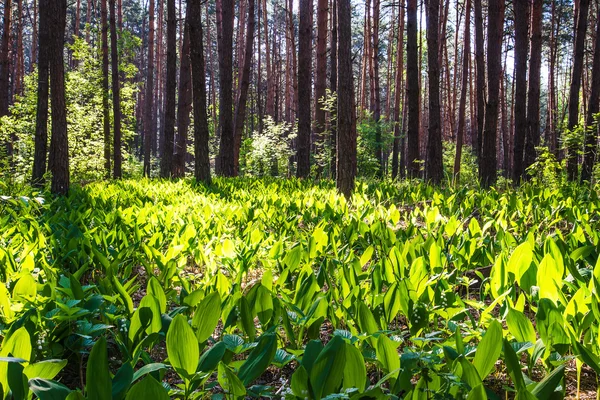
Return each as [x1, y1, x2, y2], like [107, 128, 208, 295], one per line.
[524, 0, 543, 174]
[425, 0, 442, 183]
[454, 0, 470, 183]
[263, 0, 274, 118]
[48, 0, 69, 195]
[297, 0, 312, 177]
[101, 0, 111, 177]
[173, 16, 191, 177]
[32, 0, 49, 186]
[0, 0, 12, 117]
[548, 0, 558, 156]
[406, 0, 419, 177]
[143, 0, 155, 176]
[160, 0, 176, 177]
[14, 0, 23, 96]
[330, 0, 337, 178]
[217, 0, 234, 176]
[581, 8, 600, 182]
[31, 0, 37, 72]
[371, 0, 383, 176]
[85, 0, 91, 43]
[392, 1, 405, 179]
[479, 0, 505, 187]
[336, 0, 355, 197]
[315, 0, 328, 170]
[233, 0, 255, 174]
[474, 0, 485, 160]
[512, 0, 529, 181]
[188, 0, 211, 184]
[567, 0, 589, 180]
[110, 0, 122, 178]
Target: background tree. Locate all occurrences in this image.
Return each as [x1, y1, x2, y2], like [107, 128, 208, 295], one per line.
[32, 0, 49, 186]
[297, 0, 312, 178]
[110, 0, 122, 178]
[524, 0, 543, 174]
[159, 0, 176, 178]
[454, 0, 471, 183]
[581, 8, 600, 182]
[425, 0, 442, 183]
[143, 0, 155, 177]
[406, 0, 419, 178]
[0, 0, 12, 118]
[512, 0, 529, 181]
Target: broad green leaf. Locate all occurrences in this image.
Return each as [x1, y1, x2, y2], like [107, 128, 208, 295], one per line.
[343, 343, 367, 392]
[28, 379, 71, 400]
[198, 342, 227, 372]
[506, 308, 536, 346]
[218, 362, 246, 398]
[507, 242, 533, 283]
[473, 320, 502, 380]
[375, 335, 399, 385]
[112, 363, 133, 400]
[191, 291, 221, 343]
[147, 277, 167, 313]
[309, 335, 346, 399]
[166, 315, 199, 379]
[531, 364, 565, 399]
[238, 333, 278, 386]
[466, 384, 487, 400]
[357, 301, 379, 335]
[125, 376, 169, 400]
[503, 338, 526, 392]
[86, 337, 112, 400]
[23, 360, 68, 381]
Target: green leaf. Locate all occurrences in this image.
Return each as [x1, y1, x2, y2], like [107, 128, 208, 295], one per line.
[238, 296, 256, 339]
[125, 376, 169, 400]
[23, 360, 68, 380]
[357, 301, 379, 335]
[218, 362, 246, 398]
[531, 364, 565, 399]
[506, 308, 536, 345]
[291, 365, 310, 398]
[507, 242, 533, 283]
[198, 342, 227, 372]
[457, 356, 482, 389]
[86, 337, 112, 400]
[147, 277, 167, 313]
[28, 379, 71, 400]
[191, 291, 222, 343]
[131, 363, 167, 383]
[343, 343, 367, 392]
[466, 384, 487, 400]
[166, 314, 199, 379]
[503, 338, 526, 392]
[375, 335, 399, 385]
[309, 335, 346, 399]
[112, 363, 133, 400]
[238, 333, 278, 386]
[473, 320, 502, 380]
[112, 276, 134, 316]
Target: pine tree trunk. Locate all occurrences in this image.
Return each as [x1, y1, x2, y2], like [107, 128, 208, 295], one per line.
[85, 0, 91, 44]
[143, 0, 155, 176]
[336, 0, 356, 197]
[101, 0, 111, 177]
[233, 0, 255, 175]
[160, 0, 176, 177]
[188, 0, 211, 184]
[391, 0, 405, 179]
[480, 0, 505, 187]
[425, 0, 442, 183]
[567, 0, 589, 180]
[330, 0, 337, 178]
[297, 0, 313, 177]
[32, 0, 38, 72]
[406, 0, 419, 178]
[110, 0, 122, 178]
[15, 0, 23, 96]
[173, 16, 191, 177]
[371, 0, 383, 176]
[48, 0, 69, 195]
[524, 0, 543, 175]
[581, 9, 600, 182]
[474, 0, 484, 160]
[548, 0, 558, 156]
[315, 0, 328, 171]
[32, 0, 49, 186]
[217, 0, 234, 176]
[0, 0, 12, 117]
[512, 0, 529, 181]
[454, 0, 470, 183]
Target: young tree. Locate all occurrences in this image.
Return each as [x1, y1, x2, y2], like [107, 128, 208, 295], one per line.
[0, 0, 12, 117]
[479, 0, 505, 187]
[297, 0, 313, 177]
[425, 0, 442, 183]
[581, 9, 600, 182]
[406, 0, 419, 177]
[336, 0, 356, 197]
[217, 0, 235, 176]
[188, 0, 211, 184]
[110, 0, 122, 178]
[173, 17, 191, 178]
[101, 0, 111, 176]
[47, 0, 69, 195]
[143, 0, 155, 177]
[454, 0, 471, 183]
[512, 0, 529, 181]
[32, 0, 49, 186]
[160, 0, 177, 178]
[567, 0, 589, 180]
[524, 0, 543, 175]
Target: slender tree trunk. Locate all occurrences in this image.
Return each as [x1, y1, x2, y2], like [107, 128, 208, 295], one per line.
[143, 0, 155, 176]
[454, 0, 470, 183]
[48, 0, 69, 195]
[85, 0, 91, 43]
[391, 0, 405, 179]
[173, 16, 191, 177]
[32, 0, 49, 186]
[330, 0, 337, 178]
[548, 0, 558, 156]
[14, 0, 23, 96]
[297, 0, 313, 177]
[233, 0, 255, 174]
[425, 0, 442, 183]
[217, 0, 234, 176]
[110, 0, 122, 178]
[480, 0, 505, 187]
[567, 0, 589, 180]
[474, 0, 484, 160]
[159, 0, 176, 177]
[336, 0, 356, 197]
[406, 0, 419, 177]
[205, 4, 217, 125]
[101, 0, 111, 177]
[581, 8, 600, 182]
[315, 0, 328, 170]
[524, 0, 543, 174]
[31, 0, 37, 71]
[188, 0, 211, 184]
[512, 0, 529, 181]
[0, 0, 12, 117]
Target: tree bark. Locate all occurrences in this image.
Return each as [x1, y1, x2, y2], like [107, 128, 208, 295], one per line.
[425, 0, 442, 183]
[297, 0, 313, 177]
[15, 0, 23, 96]
[474, 0, 485, 160]
[330, 0, 337, 178]
[336, 0, 356, 197]
[524, 0, 543, 175]
[159, 0, 176, 178]
[217, 0, 234, 176]
[188, 0, 211, 184]
[512, 0, 529, 181]
[406, 0, 420, 178]
[48, 0, 69, 195]
[371, 0, 383, 176]
[173, 16, 191, 178]
[315, 0, 328, 168]
[392, 1, 406, 179]
[453, 0, 470, 183]
[101, 0, 111, 177]
[581, 8, 600, 182]
[143, 0, 155, 176]
[0, 0, 12, 117]
[479, 0, 505, 187]
[567, 0, 589, 180]
[32, 0, 49, 186]
[233, 0, 255, 175]
[110, 0, 122, 178]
